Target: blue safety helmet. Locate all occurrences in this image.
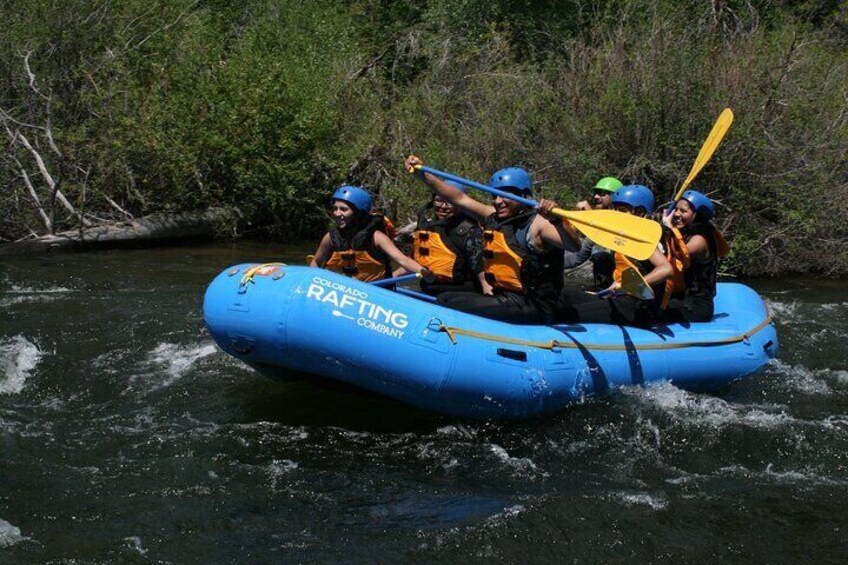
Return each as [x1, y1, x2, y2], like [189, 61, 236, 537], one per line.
[489, 167, 532, 194]
[331, 185, 372, 212]
[680, 190, 715, 221]
[611, 184, 655, 214]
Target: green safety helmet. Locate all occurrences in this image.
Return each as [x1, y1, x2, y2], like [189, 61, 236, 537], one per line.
[594, 177, 624, 193]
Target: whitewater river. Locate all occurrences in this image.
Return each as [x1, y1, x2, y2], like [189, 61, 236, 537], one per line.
[1, 242, 846, 562]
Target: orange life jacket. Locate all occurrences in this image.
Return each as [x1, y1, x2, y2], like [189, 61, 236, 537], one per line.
[481, 212, 564, 300]
[482, 229, 525, 292]
[413, 209, 476, 283]
[664, 227, 690, 295]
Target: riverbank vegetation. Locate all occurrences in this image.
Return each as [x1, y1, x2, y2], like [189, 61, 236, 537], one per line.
[1, 0, 845, 275]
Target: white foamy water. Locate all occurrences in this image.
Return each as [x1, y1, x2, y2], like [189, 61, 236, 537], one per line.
[0, 518, 26, 548]
[766, 299, 800, 322]
[0, 285, 74, 307]
[0, 335, 43, 395]
[483, 504, 526, 525]
[624, 382, 795, 430]
[137, 342, 219, 389]
[820, 302, 848, 313]
[718, 464, 848, 487]
[485, 443, 546, 478]
[767, 299, 848, 328]
[613, 491, 669, 510]
[267, 459, 299, 491]
[767, 359, 848, 396]
[123, 535, 148, 555]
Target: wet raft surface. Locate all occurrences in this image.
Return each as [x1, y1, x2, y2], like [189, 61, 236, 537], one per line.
[1, 242, 847, 562]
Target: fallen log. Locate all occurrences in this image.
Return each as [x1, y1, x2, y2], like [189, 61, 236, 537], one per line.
[0, 208, 233, 256]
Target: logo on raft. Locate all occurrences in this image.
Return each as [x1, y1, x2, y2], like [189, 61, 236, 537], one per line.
[306, 276, 409, 339]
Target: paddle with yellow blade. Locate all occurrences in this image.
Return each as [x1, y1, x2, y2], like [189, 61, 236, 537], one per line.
[595, 267, 655, 300]
[668, 107, 734, 211]
[412, 164, 662, 261]
[666, 107, 734, 254]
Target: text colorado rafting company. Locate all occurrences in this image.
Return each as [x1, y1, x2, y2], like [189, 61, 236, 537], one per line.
[306, 276, 409, 339]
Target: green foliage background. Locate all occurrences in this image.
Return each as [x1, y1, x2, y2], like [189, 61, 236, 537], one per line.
[1, 0, 846, 275]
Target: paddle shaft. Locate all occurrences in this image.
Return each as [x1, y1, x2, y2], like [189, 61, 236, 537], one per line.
[371, 273, 420, 287]
[419, 165, 538, 207]
[394, 287, 437, 302]
[419, 165, 658, 246]
[669, 108, 734, 212]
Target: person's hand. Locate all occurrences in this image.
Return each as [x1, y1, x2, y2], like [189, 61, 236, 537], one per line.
[575, 200, 591, 211]
[419, 267, 435, 284]
[538, 198, 561, 222]
[405, 155, 424, 176]
[661, 207, 675, 228]
[604, 280, 621, 298]
[481, 279, 495, 296]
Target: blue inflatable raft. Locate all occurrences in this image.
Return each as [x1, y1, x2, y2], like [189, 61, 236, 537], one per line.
[203, 264, 778, 419]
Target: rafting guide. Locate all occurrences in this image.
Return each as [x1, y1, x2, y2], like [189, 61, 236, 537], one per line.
[306, 275, 409, 339]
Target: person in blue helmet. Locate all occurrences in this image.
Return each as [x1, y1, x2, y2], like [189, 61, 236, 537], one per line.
[554, 185, 673, 327]
[310, 185, 431, 283]
[404, 155, 581, 324]
[397, 180, 491, 296]
[660, 189, 728, 323]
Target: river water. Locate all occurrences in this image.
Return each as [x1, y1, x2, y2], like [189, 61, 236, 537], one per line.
[1, 242, 846, 563]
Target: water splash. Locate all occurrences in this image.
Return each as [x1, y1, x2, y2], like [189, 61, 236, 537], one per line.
[267, 459, 299, 491]
[0, 335, 43, 395]
[613, 491, 669, 510]
[767, 359, 848, 396]
[123, 535, 148, 556]
[622, 382, 794, 430]
[0, 285, 74, 307]
[766, 299, 800, 322]
[0, 518, 26, 548]
[485, 443, 545, 478]
[138, 342, 219, 389]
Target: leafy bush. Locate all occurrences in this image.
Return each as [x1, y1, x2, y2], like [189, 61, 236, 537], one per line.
[1, 0, 846, 275]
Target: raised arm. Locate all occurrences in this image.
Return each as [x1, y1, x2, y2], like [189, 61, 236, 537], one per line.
[405, 155, 493, 223]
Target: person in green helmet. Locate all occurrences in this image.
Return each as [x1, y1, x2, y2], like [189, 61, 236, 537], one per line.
[575, 177, 624, 211]
[564, 176, 624, 290]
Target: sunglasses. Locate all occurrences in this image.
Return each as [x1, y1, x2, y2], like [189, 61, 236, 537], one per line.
[592, 189, 612, 197]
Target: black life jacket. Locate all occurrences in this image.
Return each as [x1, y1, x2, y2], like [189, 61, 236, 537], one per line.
[680, 222, 718, 301]
[590, 247, 615, 290]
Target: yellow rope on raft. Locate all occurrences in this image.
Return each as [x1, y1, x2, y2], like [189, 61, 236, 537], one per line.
[438, 317, 773, 351]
